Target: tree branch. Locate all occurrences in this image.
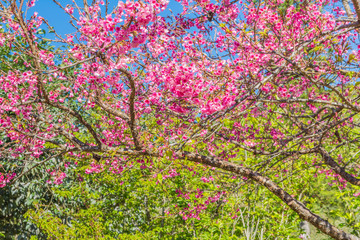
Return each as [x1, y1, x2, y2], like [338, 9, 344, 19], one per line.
[318, 147, 360, 187]
[119, 68, 141, 150]
[351, 0, 360, 19]
[343, 0, 355, 19]
[175, 151, 359, 240]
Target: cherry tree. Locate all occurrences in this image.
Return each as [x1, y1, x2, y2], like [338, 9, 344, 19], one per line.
[1, 0, 360, 239]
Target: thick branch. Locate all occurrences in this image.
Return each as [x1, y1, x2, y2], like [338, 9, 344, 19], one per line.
[175, 151, 359, 240]
[318, 147, 360, 187]
[258, 98, 347, 109]
[351, 0, 360, 19]
[83, 0, 90, 18]
[119, 68, 141, 149]
[343, 0, 355, 18]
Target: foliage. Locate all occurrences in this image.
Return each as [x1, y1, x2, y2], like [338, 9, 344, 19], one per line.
[24, 157, 301, 239]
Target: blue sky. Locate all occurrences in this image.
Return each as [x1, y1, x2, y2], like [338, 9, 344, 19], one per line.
[32, 0, 184, 37]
